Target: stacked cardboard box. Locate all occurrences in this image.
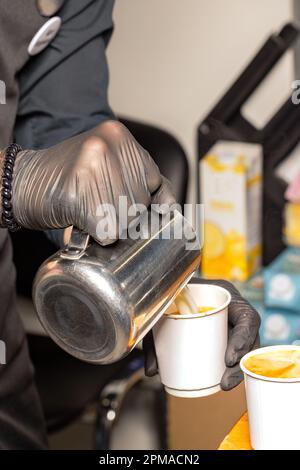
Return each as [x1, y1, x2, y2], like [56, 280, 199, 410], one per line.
[235, 248, 300, 346]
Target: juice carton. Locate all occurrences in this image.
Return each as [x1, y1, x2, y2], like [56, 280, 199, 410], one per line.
[200, 141, 263, 281]
[284, 203, 300, 247]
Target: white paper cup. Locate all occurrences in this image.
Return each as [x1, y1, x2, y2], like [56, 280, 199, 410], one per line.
[241, 345, 300, 450]
[153, 283, 231, 398]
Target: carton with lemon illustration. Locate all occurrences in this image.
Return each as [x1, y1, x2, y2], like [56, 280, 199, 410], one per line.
[284, 202, 300, 247]
[200, 141, 263, 281]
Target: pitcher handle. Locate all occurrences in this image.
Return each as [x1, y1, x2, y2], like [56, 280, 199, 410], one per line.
[60, 226, 90, 260]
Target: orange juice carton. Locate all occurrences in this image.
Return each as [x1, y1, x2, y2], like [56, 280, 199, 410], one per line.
[200, 141, 263, 281]
[284, 202, 300, 247]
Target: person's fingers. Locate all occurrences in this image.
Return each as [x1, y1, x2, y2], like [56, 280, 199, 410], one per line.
[225, 301, 261, 367]
[63, 226, 73, 245]
[143, 331, 158, 377]
[222, 334, 260, 391]
[151, 176, 177, 212]
[141, 150, 162, 194]
[221, 363, 244, 391]
[98, 121, 162, 194]
[250, 334, 260, 355]
[86, 209, 118, 246]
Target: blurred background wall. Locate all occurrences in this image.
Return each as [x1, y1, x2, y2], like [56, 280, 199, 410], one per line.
[107, 0, 293, 204]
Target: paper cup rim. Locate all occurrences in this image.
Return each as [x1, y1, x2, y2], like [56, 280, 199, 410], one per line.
[240, 345, 300, 383]
[166, 284, 231, 319]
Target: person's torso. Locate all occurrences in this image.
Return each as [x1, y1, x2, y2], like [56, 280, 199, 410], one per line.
[0, 0, 47, 147]
[0, 0, 114, 148]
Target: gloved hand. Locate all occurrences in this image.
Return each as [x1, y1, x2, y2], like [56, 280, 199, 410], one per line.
[8, 120, 176, 244]
[143, 278, 261, 391]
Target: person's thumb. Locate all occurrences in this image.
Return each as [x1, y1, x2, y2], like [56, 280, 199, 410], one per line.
[151, 176, 176, 213]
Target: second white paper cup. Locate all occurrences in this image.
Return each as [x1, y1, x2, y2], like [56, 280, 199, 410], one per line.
[153, 283, 231, 398]
[241, 345, 300, 450]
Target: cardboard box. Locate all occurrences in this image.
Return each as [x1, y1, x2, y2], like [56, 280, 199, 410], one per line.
[264, 248, 300, 312]
[168, 384, 246, 450]
[260, 307, 300, 346]
[234, 270, 264, 304]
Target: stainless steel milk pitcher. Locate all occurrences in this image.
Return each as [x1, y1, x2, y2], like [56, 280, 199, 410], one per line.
[33, 210, 201, 364]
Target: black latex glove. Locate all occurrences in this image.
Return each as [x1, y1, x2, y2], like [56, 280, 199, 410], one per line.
[2, 120, 175, 245]
[143, 278, 261, 391]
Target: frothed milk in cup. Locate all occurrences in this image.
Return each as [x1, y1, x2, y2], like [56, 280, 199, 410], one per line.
[166, 288, 214, 317]
[153, 283, 231, 398]
[166, 286, 215, 316]
[241, 345, 300, 450]
[244, 349, 300, 379]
